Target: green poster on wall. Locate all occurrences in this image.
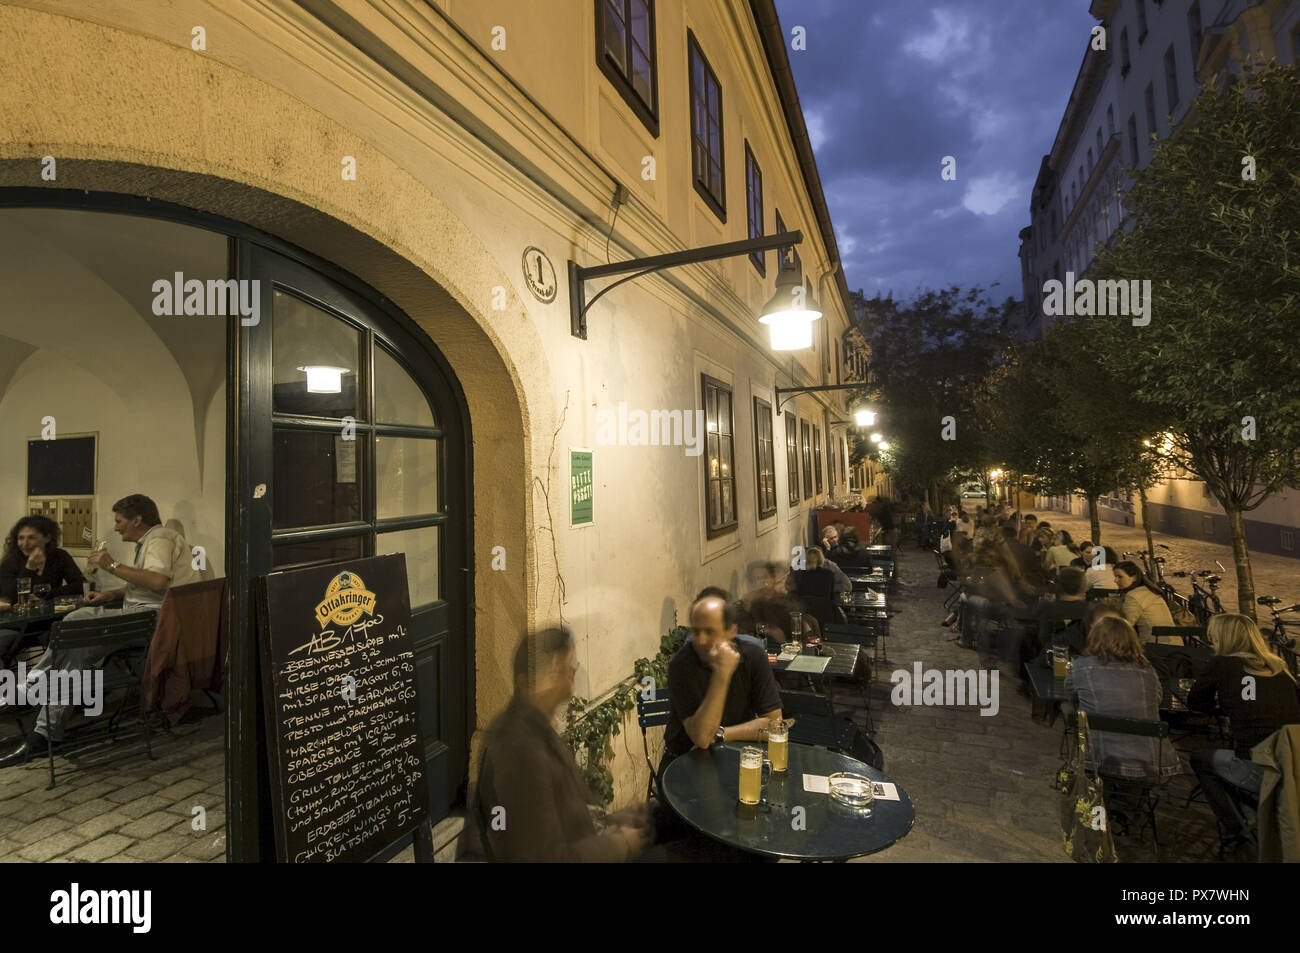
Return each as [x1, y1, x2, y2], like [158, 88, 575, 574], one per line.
[570, 449, 593, 526]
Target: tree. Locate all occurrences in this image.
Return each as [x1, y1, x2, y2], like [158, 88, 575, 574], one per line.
[857, 287, 1012, 507]
[1088, 63, 1300, 617]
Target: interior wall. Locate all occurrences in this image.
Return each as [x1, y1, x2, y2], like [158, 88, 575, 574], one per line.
[0, 209, 227, 576]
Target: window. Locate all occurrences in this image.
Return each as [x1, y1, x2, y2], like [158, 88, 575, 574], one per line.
[1136, 0, 1148, 43]
[1145, 83, 1157, 140]
[1087, 148, 1094, 174]
[688, 31, 725, 220]
[596, 0, 658, 135]
[1096, 126, 1104, 156]
[785, 411, 799, 507]
[753, 397, 776, 518]
[1128, 113, 1139, 165]
[1282, 529, 1294, 552]
[745, 143, 764, 275]
[1188, 2, 1203, 65]
[1164, 46, 1179, 112]
[1106, 105, 1115, 138]
[813, 423, 824, 494]
[1201, 515, 1215, 538]
[702, 375, 736, 535]
[834, 339, 840, 385]
[1120, 27, 1131, 75]
[829, 430, 836, 485]
[800, 420, 813, 499]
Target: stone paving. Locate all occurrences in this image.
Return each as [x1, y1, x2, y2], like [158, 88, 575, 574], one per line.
[0, 708, 225, 863]
[1035, 511, 1300, 613]
[843, 541, 1229, 863]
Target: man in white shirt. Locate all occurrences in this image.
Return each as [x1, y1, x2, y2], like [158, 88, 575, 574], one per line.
[0, 494, 198, 765]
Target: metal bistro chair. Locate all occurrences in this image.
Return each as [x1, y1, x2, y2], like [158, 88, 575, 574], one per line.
[1150, 625, 1209, 649]
[40, 609, 158, 790]
[1066, 710, 1172, 858]
[635, 685, 672, 800]
[778, 688, 882, 770]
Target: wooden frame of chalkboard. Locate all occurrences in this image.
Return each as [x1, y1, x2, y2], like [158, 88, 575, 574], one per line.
[256, 553, 433, 862]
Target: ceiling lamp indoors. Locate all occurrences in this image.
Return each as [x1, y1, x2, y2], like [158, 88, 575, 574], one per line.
[298, 365, 349, 394]
[759, 262, 822, 351]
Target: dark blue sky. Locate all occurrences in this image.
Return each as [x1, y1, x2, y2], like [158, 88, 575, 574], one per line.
[775, 0, 1097, 303]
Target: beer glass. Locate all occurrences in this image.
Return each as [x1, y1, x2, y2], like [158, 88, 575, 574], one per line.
[16, 577, 32, 606]
[1051, 647, 1069, 679]
[767, 721, 789, 774]
[789, 611, 804, 641]
[738, 746, 767, 805]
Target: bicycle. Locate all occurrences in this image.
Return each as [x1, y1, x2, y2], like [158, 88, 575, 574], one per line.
[1170, 562, 1225, 626]
[1256, 596, 1300, 676]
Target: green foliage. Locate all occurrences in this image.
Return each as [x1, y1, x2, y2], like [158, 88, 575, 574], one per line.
[854, 287, 1014, 499]
[562, 625, 688, 805]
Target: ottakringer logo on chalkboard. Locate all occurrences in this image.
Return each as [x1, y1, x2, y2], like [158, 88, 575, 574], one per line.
[314, 571, 378, 628]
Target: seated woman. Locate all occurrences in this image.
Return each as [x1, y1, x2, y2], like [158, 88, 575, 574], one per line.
[786, 548, 839, 629]
[958, 539, 1028, 653]
[1043, 530, 1079, 574]
[1113, 560, 1174, 642]
[1188, 614, 1300, 844]
[1064, 616, 1182, 781]
[0, 515, 86, 666]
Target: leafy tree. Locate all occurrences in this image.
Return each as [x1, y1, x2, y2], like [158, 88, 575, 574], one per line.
[1088, 63, 1300, 616]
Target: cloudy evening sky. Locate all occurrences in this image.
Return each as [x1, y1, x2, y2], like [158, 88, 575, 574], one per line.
[775, 0, 1097, 303]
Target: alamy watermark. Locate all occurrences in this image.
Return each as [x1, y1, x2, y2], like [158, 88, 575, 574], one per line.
[0, 664, 103, 716]
[151, 273, 260, 325]
[890, 662, 999, 716]
[1041, 272, 1151, 326]
[595, 403, 705, 457]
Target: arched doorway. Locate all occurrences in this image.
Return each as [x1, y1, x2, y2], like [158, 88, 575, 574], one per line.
[0, 191, 474, 861]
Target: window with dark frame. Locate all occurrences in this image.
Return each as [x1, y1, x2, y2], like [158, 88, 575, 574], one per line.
[745, 143, 765, 275]
[1188, 2, 1203, 65]
[1128, 113, 1139, 166]
[813, 423, 823, 495]
[1136, 0, 1148, 43]
[1164, 45, 1179, 112]
[785, 411, 799, 507]
[596, 0, 659, 136]
[702, 374, 736, 536]
[800, 419, 812, 499]
[1120, 27, 1131, 75]
[688, 31, 725, 220]
[1145, 82, 1157, 140]
[753, 397, 776, 518]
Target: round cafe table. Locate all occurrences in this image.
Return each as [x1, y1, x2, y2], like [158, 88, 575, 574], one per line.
[661, 741, 914, 861]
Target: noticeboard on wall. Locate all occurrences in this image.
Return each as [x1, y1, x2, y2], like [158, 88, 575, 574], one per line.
[570, 448, 593, 526]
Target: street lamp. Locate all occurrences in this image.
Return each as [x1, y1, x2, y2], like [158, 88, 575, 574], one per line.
[870, 433, 882, 444]
[758, 262, 822, 351]
[879, 441, 891, 451]
[854, 406, 876, 427]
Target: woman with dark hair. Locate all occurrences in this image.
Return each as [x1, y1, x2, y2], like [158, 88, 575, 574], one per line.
[0, 515, 86, 666]
[1113, 560, 1174, 641]
[1065, 616, 1182, 780]
[0, 515, 85, 605]
[1043, 530, 1078, 573]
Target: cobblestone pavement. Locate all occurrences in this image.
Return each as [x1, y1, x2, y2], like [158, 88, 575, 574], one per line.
[841, 543, 1230, 864]
[1038, 512, 1300, 614]
[0, 711, 225, 863]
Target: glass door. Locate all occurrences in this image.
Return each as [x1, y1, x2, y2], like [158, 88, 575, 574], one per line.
[234, 243, 469, 857]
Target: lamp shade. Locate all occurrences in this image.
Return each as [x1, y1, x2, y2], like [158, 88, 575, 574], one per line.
[759, 263, 821, 351]
[298, 365, 349, 394]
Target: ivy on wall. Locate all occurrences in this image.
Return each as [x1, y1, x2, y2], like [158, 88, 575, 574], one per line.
[562, 624, 690, 805]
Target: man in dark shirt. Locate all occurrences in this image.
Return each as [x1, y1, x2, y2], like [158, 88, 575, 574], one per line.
[661, 593, 782, 775]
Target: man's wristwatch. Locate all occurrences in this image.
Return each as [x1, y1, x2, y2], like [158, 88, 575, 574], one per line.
[109, 560, 120, 574]
[714, 725, 725, 744]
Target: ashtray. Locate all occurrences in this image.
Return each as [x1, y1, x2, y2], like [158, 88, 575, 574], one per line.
[780, 642, 802, 656]
[828, 772, 875, 812]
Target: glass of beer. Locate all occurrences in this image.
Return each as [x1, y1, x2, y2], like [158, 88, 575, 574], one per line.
[738, 746, 766, 805]
[1051, 647, 1069, 679]
[767, 721, 789, 774]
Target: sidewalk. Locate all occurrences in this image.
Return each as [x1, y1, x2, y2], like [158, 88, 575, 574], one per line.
[1033, 512, 1300, 613]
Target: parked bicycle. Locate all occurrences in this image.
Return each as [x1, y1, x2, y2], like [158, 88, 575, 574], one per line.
[1170, 562, 1225, 625]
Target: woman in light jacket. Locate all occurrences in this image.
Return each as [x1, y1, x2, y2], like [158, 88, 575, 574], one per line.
[1113, 561, 1174, 642]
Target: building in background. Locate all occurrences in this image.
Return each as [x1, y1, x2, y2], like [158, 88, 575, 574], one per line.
[0, 0, 863, 858]
[1017, 0, 1300, 558]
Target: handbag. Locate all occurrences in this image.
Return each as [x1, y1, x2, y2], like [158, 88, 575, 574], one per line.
[1057, 711, 1118, 863]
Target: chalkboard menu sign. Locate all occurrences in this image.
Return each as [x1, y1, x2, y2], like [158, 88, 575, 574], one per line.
[257, 554, 429, 863]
